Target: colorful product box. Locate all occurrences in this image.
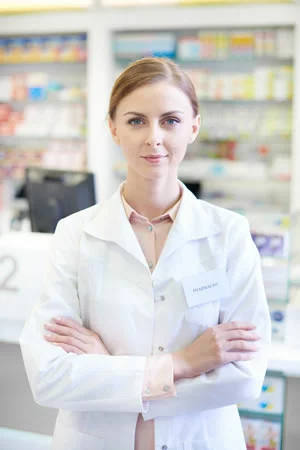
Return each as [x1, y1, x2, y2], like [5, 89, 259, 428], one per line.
[38, 37, 52, 62]
[216, 32, 229, 59]
[59, 36, 75, 62]
[77, 34, 87, 61]
[59, 35, 86, 62]
[0, 39, 5, 64]
[0, 104, 11, 122]
[3, 39, 15, 64]
[251, 232, 288, 258]
[20, 37, 31, 63]
[48, 36, 63, 62]
[268, 302, 286, 341]
[11, 74, 28, 101]
[114, 32, 176, 60]
[9, 38, 24, 63]
[0, 35, 87, 64]
[241, 417, 281, 450]
[230, 31, 255, 59]
[26, 37, 43, 62]
[177, 36, 201, 61]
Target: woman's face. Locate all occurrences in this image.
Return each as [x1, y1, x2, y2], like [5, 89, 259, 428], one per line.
[109, 81, 200, 180]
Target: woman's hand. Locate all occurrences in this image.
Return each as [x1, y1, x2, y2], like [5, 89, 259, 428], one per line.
[44, 317, 110, 355]
[172, 321, 260, 381]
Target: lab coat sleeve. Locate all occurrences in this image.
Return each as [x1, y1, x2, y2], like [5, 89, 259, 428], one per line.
[142, 215, 271, 421]
[19, 217, 149, 413]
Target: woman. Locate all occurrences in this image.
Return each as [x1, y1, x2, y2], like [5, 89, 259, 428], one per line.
[20, 57, 271, 450]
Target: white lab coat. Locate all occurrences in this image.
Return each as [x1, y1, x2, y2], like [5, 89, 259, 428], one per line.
[20, 181, 271, 450]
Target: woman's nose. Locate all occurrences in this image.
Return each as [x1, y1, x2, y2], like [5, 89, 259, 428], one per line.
[145, 126, 163, 147]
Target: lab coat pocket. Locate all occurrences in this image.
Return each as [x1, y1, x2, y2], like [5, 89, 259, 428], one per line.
[184, 296, 220, 328]
[51, 422, 104, 450]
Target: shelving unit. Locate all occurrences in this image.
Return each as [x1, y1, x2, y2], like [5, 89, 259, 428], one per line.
[0, 33, 87, 198]
[248, 212, 292, 343]
[112, 26, 294, 216]
[0, 3, 298, 205]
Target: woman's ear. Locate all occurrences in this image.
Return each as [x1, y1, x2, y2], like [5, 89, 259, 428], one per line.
[189, 114, 201, 144]
[108, 116, 120, 146]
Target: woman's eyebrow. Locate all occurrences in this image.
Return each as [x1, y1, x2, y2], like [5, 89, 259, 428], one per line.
[161, 110, 184, 118]
[123, 110, 184, 117]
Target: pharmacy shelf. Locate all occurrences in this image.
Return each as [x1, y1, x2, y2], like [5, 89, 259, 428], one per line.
[238, 410, 283, 422]
[0, 3, 298, 203]
[115, 57, 294, 66]
[0, 136, 86, 142]
[176, 57, 294, 65]
[0, 61, 86, 74]
[0, 100, 86, 105]
[0, 60, 86, 66]
[197, 99, 292, 103]
[198, 135, 291, 141]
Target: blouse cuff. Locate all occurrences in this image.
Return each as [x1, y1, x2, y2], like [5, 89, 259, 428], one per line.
[142, 353, 176, 401]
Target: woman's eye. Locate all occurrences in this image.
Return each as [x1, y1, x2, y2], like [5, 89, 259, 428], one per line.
[129, 118, 143, 125]
[164, 118, 180, 126]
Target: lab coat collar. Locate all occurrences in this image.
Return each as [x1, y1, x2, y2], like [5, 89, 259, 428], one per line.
[83, 180, 221, 266]
[172, 180, 221, 240]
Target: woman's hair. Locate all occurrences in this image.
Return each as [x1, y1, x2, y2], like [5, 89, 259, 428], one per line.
[108, 57, 199, 120]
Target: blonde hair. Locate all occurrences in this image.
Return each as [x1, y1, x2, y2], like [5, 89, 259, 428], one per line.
[109, 57, 199, 120]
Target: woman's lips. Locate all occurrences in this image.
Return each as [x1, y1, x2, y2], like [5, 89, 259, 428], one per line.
[142, 155, 168, 163]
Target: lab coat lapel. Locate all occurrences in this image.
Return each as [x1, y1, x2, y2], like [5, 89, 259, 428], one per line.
[158, 182, 221, 263]
[83, 186, 147, 267]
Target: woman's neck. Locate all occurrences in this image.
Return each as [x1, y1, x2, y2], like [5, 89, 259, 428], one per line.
[123, 173, 181, 221]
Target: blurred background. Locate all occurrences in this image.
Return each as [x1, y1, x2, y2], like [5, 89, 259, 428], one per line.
[0, 1, 300, 449]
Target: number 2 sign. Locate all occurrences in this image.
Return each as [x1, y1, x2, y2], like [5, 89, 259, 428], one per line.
[0, 255, 18, 292]
[0, 232, 53, 322]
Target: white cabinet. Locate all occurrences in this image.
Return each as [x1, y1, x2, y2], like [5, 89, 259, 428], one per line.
[0, 232, 53, 342]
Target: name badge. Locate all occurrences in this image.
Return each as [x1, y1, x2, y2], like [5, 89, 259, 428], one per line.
[182, 269, 231, 308]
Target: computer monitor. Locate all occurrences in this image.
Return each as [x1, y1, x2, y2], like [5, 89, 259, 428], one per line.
[182, 181, 202, 198]
[26, 167, 96, 233]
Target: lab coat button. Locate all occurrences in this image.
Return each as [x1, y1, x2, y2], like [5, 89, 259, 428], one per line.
[158, 346, 164, 352]
[148, 225, 153, 231]
[148, 261, 154, 269]
[162, 446, 168, 450]
[163, 385, 170, 392]
[160, 295, 165, 301]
